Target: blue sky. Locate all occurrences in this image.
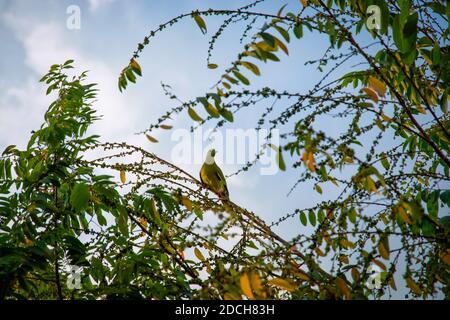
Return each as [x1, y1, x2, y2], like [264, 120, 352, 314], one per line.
[0, 0, 338, 231]
[0, 0, 424, 299]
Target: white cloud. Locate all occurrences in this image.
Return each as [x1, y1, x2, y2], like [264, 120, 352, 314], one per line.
[0, 9, 143, 150]
[87, 0, 116, 12]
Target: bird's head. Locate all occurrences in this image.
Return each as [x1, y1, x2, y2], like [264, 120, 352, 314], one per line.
[205, 148, 216, 164]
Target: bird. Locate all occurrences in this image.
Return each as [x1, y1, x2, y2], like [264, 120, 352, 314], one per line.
[200, 149, 229, 200]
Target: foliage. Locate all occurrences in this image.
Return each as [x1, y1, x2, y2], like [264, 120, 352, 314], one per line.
[1, 0, 449, 300]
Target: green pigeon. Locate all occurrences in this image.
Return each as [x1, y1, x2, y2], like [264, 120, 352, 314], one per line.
[200, 149, 229, 200]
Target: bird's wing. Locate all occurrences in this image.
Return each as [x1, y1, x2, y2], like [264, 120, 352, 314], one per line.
[199, 166, 205, 184]
[213, 163, 229, 195]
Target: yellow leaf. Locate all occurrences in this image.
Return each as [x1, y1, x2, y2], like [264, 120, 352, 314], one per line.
[217, 88, 226, 96]
[336, 277, 351, 299]
[302, 151, 308, 165]
[327, 209, 334, 221]
[441, 253, 450, 266]
[389, 277, 397, 290]
[192, 13, 207, 34]
[380, 111, 393, 122]
[415, 105, 427, 114]
[293, 270, 310, 281]
[339, 254, 349, 264]
[130, 58, 142, 76]
[315, 184, 323, 194]
[419, 49, 433, 65]
[274, 37, 289, 55]
[268, 277, 297, 292]
[351, 267, 360, 282]
[240, 273, 254, 299]
[250, 272, 264, 295]
[323, 231, 332, 245]
[224, 292, 241, 300]
[160, 124, 173, 130]
[372, 259, 386, 271]
[205, 261, 212, 274]
[24, 238, 33, 246]
[254, 41, 277, 52]
[150, 199, 161, 222]
[204, 103, 220, 118]
[139, 216, 148, 230]
[181, 196, 193, 211]
[330, 177, 339, 186]
[344, 156, 354, 163]
[406, 277, 422, 295]
[378, 242, 390, 260]
[398, 206, 412, 225]
[146, 134, 158, 143]
[308, 152, 316, 172]
[238, 61, 261, 76]
[120, 170, 126, 184]
[301, 0, 308, 7]
[207, 63, 218, 69]
[362, 87, 379, 103]
[340, 239, 356, 249]
[187, 107, 204, 122]
[194, 247, 205, 261]
[314, 247, 326, 257]
[366, 176, 378, 193]
[368, 76, 386, 97]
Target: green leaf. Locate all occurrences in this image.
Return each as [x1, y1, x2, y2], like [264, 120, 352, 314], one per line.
[274, 25, 290, 43]
[219, 108, 234, 122]
[294, 23, 303, 39]
[392, 15, 405, 52]
[96, 210, 107, 226]
[270, 144, 286, 171]
[380, 152, 390, 170]
[207, 63, 218, 69]
[300, 211, 307, 226]
[318, 209, 325, 223]
[308, 210, 316, 226]
[259, 32, 276, 48]
[315, 184, 323, 194]
[118, 206, 129, 237]
[427, 190, 439, 219]
[194, 207, 203, 220]
[421, 219, 436, 237]
[71, 183, 90, 212]
[223, 74, 238, 84]
[440, 190, 450, 208]
[192, 13, 207, 34]
[2, 144, 18, 156]
[232, 70, 250, 85]
[264, 51, 280, 62]
[348, 208, 357, 224]
[125, 68, 136, 83]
